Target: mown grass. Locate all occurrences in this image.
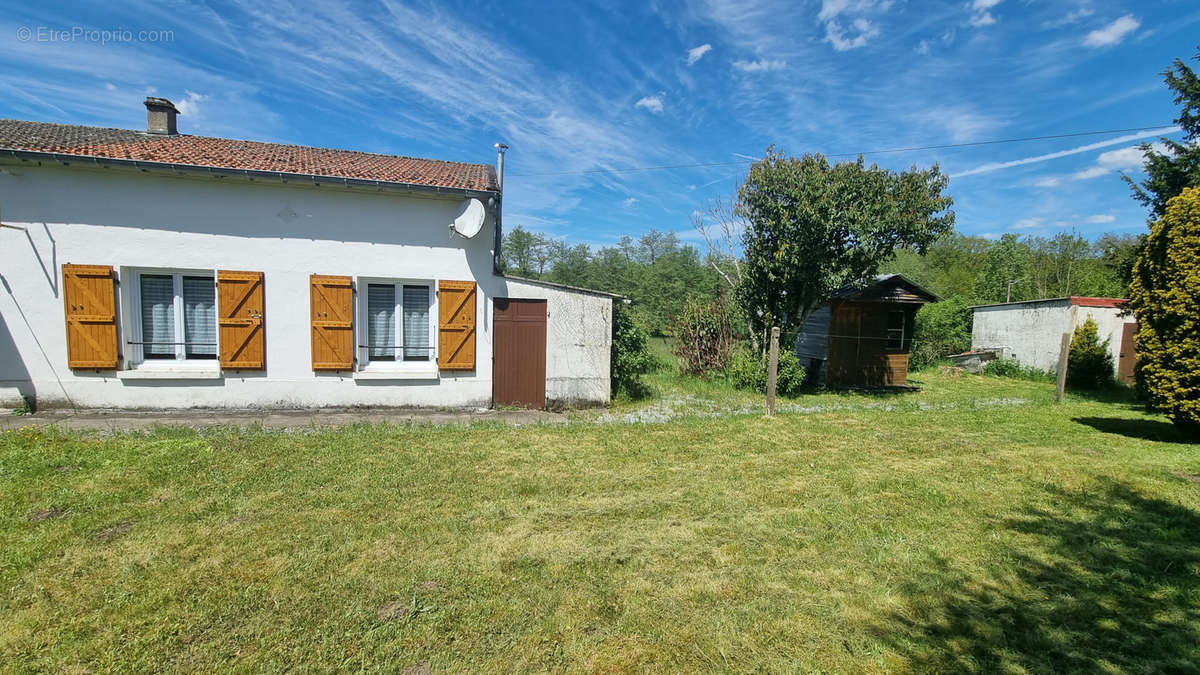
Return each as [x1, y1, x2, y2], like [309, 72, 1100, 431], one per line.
[2, 372, 1199, 672]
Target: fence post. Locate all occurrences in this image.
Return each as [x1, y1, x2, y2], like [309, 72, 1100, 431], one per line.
[767, 326, 780, 417]
[1055, 331, 1071, 403]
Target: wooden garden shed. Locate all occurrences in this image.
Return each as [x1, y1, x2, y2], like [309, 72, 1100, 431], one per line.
[795, 274, 939, 388]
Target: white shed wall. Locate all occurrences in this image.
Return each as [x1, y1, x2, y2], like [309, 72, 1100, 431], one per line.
[0, 162, 610, 409]
[972, 300, 1131, 374]
[504, 279, 613, 405]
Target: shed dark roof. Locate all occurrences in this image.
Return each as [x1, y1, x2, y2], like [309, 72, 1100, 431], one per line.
[0, 119, 498, 193]
[831, 274, 940, 303]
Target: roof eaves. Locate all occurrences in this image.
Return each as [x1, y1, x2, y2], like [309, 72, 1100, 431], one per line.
[501, 274, 627, 300]
[0, 147, 500, 199]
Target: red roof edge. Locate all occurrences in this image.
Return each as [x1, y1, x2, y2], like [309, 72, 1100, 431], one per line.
[1069, 296, 1127, 308]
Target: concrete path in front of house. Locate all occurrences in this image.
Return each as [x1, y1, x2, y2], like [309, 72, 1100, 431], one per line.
[1, 406, 566, 432]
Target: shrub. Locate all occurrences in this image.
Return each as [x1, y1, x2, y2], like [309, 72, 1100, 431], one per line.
[610, 303, 656, 399]
[728, 345, 807, 397]
[982, 358, 1052, 381]
[671, 294, 735, 376]
[909, 295, 973, 370]
[1066, 316, 1115, 390]
[1128, 187, 1200, 436]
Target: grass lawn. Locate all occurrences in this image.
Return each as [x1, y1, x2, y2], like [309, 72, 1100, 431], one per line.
[3, 371, 1199, 672]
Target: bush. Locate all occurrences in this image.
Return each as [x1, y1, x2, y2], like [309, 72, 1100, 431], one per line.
[909, 295, 973, 370]
[610, 303, 656, 399]
[671, 294, 735, 376]
[1066, 316, 1115, 390]
[982, 358, 1052, 381]
[1128, 187, 1200, 436]
[728, 345, 807, 397]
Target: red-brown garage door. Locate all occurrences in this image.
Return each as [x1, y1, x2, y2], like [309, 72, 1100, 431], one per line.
[493, 298, 547, 408]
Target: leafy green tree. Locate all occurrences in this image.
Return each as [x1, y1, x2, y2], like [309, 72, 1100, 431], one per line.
[1096, 233, 1145, 295]
[500, 225, 547, 277]
[1128, 187, 1200, 436]
[909, 296, 973, 369]
[610, 302, 657, 399]
[737, 148, 954, 342]
[1066, 316, 1115, 390]
[975, 234, 1031, 303]
[1126, 48, 1200, 218]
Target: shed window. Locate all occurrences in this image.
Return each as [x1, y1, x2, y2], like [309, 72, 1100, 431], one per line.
[134, 272, 217, 361]
[887, 310, 905, 350]
[362, 281, 434, 365]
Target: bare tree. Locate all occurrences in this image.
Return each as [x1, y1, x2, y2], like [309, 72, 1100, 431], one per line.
[692, 193, 746, 291]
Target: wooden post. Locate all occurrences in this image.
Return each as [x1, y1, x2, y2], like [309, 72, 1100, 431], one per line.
[1055, 331, 1071, 403]
[767, 326, 780, 417]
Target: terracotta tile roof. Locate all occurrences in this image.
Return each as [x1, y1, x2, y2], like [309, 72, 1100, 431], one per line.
[0, 119, 498, 192]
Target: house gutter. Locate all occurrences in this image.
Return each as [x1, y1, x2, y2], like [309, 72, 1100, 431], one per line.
[0, 148, 500, 201]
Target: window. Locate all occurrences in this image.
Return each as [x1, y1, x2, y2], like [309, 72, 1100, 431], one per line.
[362, 281, 433, 365]
[886, 310, 905, 350]
[134, 271, 217, 362]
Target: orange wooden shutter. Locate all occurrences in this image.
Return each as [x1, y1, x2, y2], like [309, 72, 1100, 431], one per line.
[438, 280, 476, 370]
[310, 274, 354, 370]
[217, 270, 266, 369]
[62, 264, 118, 369]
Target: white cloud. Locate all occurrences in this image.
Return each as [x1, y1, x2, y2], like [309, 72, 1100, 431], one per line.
[635, 95, 664, 113]
[952, 127, 1177, 178]
[1042, 7, 1094, 29]
[1083, 14, 1140, 47]
[732, 58, 787, 72]
[1034, 176, 1061, 188]
[1085, 214, 1115, 224]
[818, 0, 892, 21]
[622, 197, 639, 208]
[969, 0, 1001, 27]
[1012, 217, 1042, 229]
[915, 39, 931, 55]
[686, 43, 713, 65]
[173, 90, 207, 119]
[921, 105, 1000, 142]
[824, 18, 880, 51]
[1033, 143, 1160, 186]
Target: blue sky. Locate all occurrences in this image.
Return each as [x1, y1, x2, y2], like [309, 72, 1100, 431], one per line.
[1, 0, 1197, 248]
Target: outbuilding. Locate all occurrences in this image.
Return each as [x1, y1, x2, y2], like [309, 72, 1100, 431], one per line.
[971, 297, 1138, 383]
[795, 274, 939, 388]
[0, 97, 618, 410]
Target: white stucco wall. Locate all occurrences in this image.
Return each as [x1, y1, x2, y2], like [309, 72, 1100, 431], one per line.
[0, 160, 611, 409]
[972, 300, 1133, 374]
[505, 279, 613, 405]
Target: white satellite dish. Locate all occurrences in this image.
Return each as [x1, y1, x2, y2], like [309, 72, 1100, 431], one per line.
[451, 198, 486, 238]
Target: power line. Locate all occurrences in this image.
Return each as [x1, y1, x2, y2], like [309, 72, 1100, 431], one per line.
[508, 124, 1177, 178]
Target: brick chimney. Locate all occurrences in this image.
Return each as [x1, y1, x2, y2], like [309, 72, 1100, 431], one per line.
[144, 97, 180, 135]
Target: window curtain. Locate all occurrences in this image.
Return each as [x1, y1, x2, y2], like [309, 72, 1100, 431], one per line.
[402, 285, 430, 360]
[182, 276, 216, 358]
[367, 284, 396, 360]
[139, 275, 175, 358]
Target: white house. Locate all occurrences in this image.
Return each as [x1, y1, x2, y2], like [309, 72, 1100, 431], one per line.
[971, 296, 1138, 383]
[0, 97, 617, 410]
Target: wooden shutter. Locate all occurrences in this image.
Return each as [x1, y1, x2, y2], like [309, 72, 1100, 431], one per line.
[310, 275, 354, 370]
[62, 264, 118, 369]
[438, 280, 476, 370]
[217, 270, 266, 369]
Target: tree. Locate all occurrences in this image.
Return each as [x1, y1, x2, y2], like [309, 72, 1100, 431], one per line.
[1096, 233, 1144, 295]
[1126, 48, 1200, 218]
[736, 148, 955, 343]
[500, 225, 545, 277]
[1066, 316, 1115, 390]
[975, 234, 1031, 303]
[1127, 187, 1200, 436]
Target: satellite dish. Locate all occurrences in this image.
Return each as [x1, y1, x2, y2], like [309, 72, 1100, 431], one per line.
[451, 198, 486, 238]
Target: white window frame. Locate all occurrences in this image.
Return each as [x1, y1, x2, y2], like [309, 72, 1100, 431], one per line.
[356, 277, 438, 372]
[123, 267, 219, 369]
